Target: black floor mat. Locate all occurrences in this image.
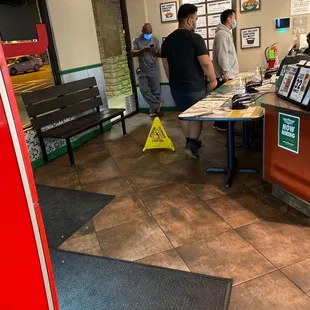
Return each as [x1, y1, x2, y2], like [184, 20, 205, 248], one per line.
[50, 249, 232, 310]
[37, 185, 114, 248]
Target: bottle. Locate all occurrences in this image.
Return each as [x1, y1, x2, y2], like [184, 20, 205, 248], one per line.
[275, 56, 280, 68]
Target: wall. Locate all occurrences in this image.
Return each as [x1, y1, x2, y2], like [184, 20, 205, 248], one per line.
[236, 0, 310, 71]
[46, 0, 101, 71]
[127, 0, 180, 83]
[92, 0, 132, 97]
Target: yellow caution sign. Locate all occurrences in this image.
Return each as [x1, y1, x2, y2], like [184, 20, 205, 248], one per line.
[143, 117, 175, 152]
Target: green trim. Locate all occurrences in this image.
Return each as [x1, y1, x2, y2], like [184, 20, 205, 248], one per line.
[59, 63, 103, 75]
[31, 123, 113, 170]
[139, 107, 178, 113]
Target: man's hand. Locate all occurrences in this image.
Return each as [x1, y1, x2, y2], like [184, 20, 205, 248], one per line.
[223, 75, 229, 82]
[209, 79, 218, 90]
[150, 47, 157, 53]
[143, 46, 152, 53]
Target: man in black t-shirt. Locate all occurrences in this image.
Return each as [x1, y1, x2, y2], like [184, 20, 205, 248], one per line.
[162, 4, 217, 159]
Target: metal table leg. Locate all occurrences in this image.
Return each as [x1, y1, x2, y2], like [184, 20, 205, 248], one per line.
[206, 121, 258, 188]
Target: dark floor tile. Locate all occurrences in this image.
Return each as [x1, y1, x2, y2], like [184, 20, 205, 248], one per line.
[251, 183, 286, 206]
[150, 145, 189, 166]
[138, 182, 197, 215]
[154, 203, 231, 247]
[35, 164, 80, 189]
[59, 233, 102, 257]
[230, 271, 310, 310]
[206, 191, 287, 229]
[82, 176, 134, 197]
[166, 159, 211, 183]
[237, 213, 310, 268]
[186, 173, 246, 201]
[104, 138, 143, 160]
[177, 231, 275, 285]
[136, 249, 190, 272]
[77, 157, 122, 186]
[97, 217, 173, 261]
[198, 140, 226, 158]
[115, 154, 161, 175]
[282, 259, 310, 296]
[127, 166, 176, 190]
[92, 194, 150, 231]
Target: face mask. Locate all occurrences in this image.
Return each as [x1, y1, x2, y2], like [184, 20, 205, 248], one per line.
[144, 34, 152, 40]
[232, 20, 237, 30]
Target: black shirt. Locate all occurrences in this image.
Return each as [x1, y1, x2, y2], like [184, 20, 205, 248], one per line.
[162, 29, 208, 93]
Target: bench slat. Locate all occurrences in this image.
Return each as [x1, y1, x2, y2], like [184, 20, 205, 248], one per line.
[22, 77, 97, 105]
[31, 97, 102, 129]
[26, 87, 100, 117]
[40, 109, 125, 139]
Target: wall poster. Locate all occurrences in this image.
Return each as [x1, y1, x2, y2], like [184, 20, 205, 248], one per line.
[160, 2, 178, 23]
[240, 0, 260, 13]
[291, 0, 310, 16]
[207, 0, 232, 14]
[196, 3, 206, 16]
[240, 27, 261, 49]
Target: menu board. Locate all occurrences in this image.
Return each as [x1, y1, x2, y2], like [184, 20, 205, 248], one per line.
[197, 16, 207, 28]
[196, 3, 206, 15]
[207, 0, 232, 14]
[195, 28, 207, 39]
[182, 0, 234, 53]
[278, 65, 299, 97]
[208, 14, 221, 26]
[291, 0, 310, 16]
[289, 67, 310, 102]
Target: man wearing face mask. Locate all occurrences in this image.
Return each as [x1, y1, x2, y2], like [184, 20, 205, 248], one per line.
[162, 4, 217, 159]
[132, 23, 163, 117]
[212, 9, 239, 131]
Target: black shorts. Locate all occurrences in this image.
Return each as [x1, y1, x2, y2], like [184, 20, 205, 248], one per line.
[170, 89, 206, 112]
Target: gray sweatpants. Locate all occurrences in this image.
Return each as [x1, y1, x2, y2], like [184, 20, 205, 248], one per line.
[139, 73, 161, 113]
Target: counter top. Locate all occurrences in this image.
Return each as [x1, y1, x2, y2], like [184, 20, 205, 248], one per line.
[262, 93, 310, 118]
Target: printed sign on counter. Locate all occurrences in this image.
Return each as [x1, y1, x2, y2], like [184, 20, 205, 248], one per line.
[289, 67, 310, 103]
[278, 65, 299, 97]
[278, 113, 300, 154]
[291, 0, 310, 16]
[195, 27, 207, 39]
[207, 0, 231, 14]
[208, 14, 221, 27]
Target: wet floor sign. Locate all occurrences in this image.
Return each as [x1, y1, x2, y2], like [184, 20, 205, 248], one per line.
[143, 117, 175, 152]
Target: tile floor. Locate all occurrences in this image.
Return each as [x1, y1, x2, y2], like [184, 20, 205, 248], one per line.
[35, 112, 310, 309]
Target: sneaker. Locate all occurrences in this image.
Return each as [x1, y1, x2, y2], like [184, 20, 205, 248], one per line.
[150, 111, 164, 118]
[150, 112, 157, 118]
[185, 140, 200, 159]
[186, 138, 202, 149]
[213, 121, 228, 132]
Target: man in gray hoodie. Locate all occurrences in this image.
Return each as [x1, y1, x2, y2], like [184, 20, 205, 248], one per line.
[213, 9, 239, 131]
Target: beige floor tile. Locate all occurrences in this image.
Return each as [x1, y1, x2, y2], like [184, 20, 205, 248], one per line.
[177, 231, 275, 286]
[97, 217, 173, 261]
[230, 271, 310, 310]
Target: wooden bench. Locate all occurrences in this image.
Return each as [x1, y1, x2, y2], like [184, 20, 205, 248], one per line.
[22, 77, 126, 166]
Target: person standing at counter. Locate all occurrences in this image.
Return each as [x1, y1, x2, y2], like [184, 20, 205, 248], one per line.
[161, 4, 217, 159]
[212, 9, 239, 131]
[132, 23, 163, 118]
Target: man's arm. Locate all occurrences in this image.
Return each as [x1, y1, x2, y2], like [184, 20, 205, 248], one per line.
[131, 37, 151, 57]
[198, 55, 217, 89]
[216, 35, 231, 78]
[162, 58, 169, 80]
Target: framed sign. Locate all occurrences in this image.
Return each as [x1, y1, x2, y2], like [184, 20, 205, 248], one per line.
[160, 2, 178, 23]
[207, 0, 232, 15]
[195, 28, 207, 39]
[240, 27, 261, 49]
[196, 3, 206, 16]
[197, 16, 207, 28]
[278, 113, 300, 154]
[240, 0, 260, 13]
[208, 27, 217, 38]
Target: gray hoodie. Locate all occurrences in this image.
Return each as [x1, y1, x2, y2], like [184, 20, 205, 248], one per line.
[213, 23, 239, 79]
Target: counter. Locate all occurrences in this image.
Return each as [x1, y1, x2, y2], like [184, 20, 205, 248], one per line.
[262, 93, 310, 216]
